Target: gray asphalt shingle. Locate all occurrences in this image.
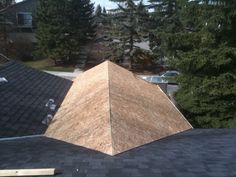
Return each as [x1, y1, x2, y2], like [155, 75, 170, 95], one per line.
[0, 129, 235, 177]
[0, 61, 72, 138]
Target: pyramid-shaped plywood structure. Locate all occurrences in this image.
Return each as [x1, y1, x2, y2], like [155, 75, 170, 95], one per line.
[45, 61, 192, 155]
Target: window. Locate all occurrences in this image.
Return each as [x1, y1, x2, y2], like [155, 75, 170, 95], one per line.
[17, 12, 32, 27]
[165, 73, 177, 77]
[151, 76, 166, 83]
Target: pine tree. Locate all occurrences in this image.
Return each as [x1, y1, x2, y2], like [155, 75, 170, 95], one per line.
[169, 0, 236, 128]
[36, 0, 68, 63]
[108, 0, 149, 69]
[69, 0, 95, 42]
[36, 0, 95, 64]
[149, 0, 183, 62]
[95, 4, 103, 25]
[102, 7, 107, 14]
[95, 4, 102, 17]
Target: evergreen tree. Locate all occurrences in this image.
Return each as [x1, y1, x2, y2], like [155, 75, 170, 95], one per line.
[36, 0, 95, 64]
[95, 4, 102, 17]
[102, 7, 107, 14]
[69, 0, 95, 41]
[36, 0, 69, 63]
[108, 0, 149, 69]
[149, 0, 183, 62]
[169, 0, 236, 128]
[95, 4, 103, 24]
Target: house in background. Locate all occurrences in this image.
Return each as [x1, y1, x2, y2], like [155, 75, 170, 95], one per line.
[3, 0, 38, 43]
[1, 0, 39, 59]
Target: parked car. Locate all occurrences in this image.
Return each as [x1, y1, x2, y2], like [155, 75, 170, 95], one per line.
[140, 75, 168, 93]
[140, 75, 167, 83]
[161, 70, 180, 84]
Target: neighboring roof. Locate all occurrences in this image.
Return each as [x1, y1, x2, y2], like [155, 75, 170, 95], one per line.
[0, 129, 235, 177]
[45, 61, 192, 156]
[5, 0, 37, 8]
[0, 61, 72, 138]
[0, 0, 37, 13]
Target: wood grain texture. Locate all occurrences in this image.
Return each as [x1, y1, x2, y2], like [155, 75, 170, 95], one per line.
[45, 62, 113, 154]
[0, 169, 55, 176]
[45, 61, 192, 155]
[107, 62, 192, 155]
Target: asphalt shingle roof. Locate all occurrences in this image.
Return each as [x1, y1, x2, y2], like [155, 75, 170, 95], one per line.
[0, 61, 72, 138]
[0, 129, 235, 177]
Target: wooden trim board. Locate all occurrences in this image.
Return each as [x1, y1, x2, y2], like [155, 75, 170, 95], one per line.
[0, 168, 55, 176]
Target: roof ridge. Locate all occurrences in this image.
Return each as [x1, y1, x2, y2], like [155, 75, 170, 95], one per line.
[7, 0, 36, 8]
[106, 61, 114, 155]
[45, 60, 192, 156]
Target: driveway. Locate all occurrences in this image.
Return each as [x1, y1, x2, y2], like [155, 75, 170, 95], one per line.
[44, 70, 83, 80]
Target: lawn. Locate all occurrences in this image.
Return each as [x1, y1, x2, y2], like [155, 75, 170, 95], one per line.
[24, 58, 75, 72]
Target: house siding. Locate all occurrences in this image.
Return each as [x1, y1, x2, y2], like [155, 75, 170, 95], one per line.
[4, 0, 39, 28]
[3, 0, 39, 44]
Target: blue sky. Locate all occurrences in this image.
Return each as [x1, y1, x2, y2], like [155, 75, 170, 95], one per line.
[92, 0, 117, 9]
[92, 0, 148, 9]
